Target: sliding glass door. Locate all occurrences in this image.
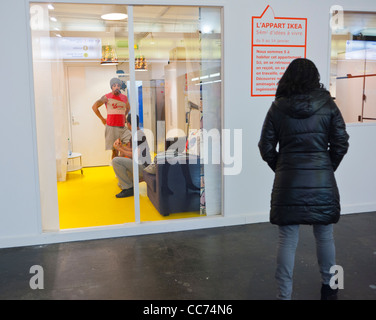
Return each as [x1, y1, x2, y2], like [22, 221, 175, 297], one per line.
[132, 6, 222, 221]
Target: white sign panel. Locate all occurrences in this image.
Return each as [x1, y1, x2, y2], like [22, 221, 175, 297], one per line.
[40, 37, 102, 60]
[251, 6, 307, 96]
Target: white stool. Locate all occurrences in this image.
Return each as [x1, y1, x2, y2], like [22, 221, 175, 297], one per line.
[67, 152, 83, 174]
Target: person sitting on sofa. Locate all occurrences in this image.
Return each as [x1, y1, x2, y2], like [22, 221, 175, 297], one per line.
[112, 114, 151, 198]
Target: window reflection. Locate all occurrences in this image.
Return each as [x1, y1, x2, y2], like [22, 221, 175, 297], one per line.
[330, 11, 376, 123]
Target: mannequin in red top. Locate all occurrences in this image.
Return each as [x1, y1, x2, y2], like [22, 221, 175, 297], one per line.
[92, 78, 131, 159]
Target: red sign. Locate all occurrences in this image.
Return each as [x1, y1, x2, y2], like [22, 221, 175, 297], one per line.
[251, 6, 307, 97]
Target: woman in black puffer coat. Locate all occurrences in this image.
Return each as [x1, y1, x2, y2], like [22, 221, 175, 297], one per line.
[258, 58, 349, 300]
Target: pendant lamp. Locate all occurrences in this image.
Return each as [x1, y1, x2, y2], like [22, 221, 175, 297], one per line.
[135, 55, 147, 70]
[101, 45, 118, 65]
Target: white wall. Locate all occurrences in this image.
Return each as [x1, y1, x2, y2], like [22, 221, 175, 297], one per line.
[1, 0, 376, 248]
[336, 123, 376, 214]
[0, 0, 42, 241]
[223, 0, 376, 222]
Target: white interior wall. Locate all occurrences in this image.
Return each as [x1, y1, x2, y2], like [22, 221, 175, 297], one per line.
[0, 0, 42, 240]
[336, 76, 363, 123]
[31, 5, 61, 232]
[1, 0, 376, 248]
[52, 61, 69, 182]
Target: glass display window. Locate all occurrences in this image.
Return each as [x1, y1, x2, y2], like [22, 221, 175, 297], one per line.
[29, 3, 222, 230]
[330, 11, 376, 123]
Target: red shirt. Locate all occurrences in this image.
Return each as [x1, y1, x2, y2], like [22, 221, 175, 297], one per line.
[105, 93, 128, 127]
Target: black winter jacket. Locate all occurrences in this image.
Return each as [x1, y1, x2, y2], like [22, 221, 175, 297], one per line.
[258, 88, 349, 226]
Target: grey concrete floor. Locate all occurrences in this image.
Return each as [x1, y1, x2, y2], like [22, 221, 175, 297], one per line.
[0, 212, 375, 300]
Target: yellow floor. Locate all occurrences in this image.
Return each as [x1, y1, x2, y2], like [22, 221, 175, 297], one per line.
[57, 166, 203, 229]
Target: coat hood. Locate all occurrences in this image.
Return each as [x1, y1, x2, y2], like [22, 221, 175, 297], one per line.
[274, 88, 331, 119]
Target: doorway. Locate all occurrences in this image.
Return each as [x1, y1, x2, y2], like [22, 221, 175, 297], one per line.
[67, 65, 114, 166]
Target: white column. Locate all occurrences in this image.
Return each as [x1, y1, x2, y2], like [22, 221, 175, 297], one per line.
[128, 6, 141, 224]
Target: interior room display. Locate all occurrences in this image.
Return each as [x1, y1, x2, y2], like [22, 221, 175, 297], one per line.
[30, 3, 222, 229]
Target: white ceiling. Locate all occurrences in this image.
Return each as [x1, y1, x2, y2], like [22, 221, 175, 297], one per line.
[43, 3, 221, 61]
[48, 4, 206, 35]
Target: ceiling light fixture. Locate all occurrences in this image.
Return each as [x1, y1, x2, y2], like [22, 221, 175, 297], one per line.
[201, 25, 213, 34]
[101, 13, 128, 21]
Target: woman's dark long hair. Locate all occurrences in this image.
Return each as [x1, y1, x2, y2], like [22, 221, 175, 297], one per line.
[275, 58, 324, 98]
